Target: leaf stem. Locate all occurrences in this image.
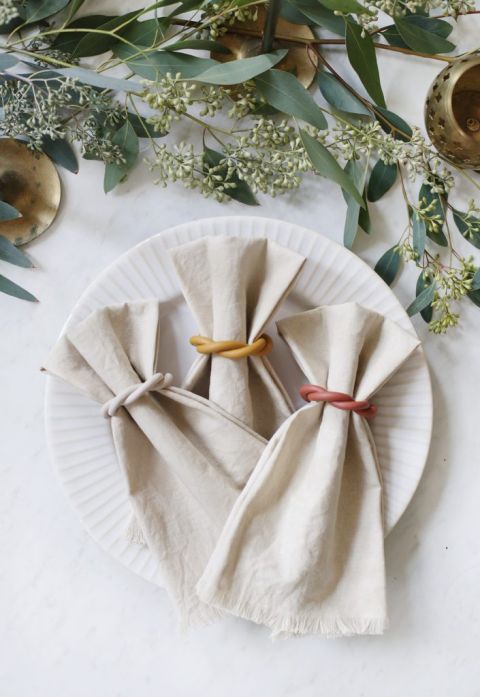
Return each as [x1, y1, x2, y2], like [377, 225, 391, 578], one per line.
[261, 0, 281, 54]
[169, 18, 454, 62]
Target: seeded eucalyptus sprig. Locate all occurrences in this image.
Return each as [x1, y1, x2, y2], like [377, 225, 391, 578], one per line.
[0, 0, 479, 332]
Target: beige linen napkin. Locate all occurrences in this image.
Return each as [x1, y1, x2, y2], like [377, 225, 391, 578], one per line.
[43, 300, 266, 627]
[196, 303, 420, 637]
[169, 235, 305, 438]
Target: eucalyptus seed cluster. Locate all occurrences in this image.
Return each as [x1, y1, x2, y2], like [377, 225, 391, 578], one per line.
[429, 256, 477, 333]
[224, 118, 310, 195]
[0, 74, 124, 163]
[201, 0, 259, 39]
[347, 0, 474, 34]
[396, 239, 420, 263]
[362, 0, 474, 18]
[457, 199, 480, 240]
[0, 77, 75, 147]
[227, 85, 256, 119]
[324, 120, 454, 192]
[0, 0, 18, 25]
[142, 74, 196, 134]
[149, 142, 237, 202]
[416, 196, 444, 233]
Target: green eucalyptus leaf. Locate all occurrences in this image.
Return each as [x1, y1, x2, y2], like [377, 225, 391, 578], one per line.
[165, 39, 231, 53]
[345, 18, 386, 107]
[343, 159, 369, 249]
[471, 268, 480, 291]
[114, 44, 218, 79]
[0, 201, 21, 222]
[418, 183, 448, 246]
[395, 15, 455, 54]
[193, 49, 287, 84]
[0, 273, 37, 301]
[287, 0, 345, 34]
[468, 287, 480, 307]
[280, 0, 313, 25]
[65, 0, 86, 22]
[67, 11, 140, 57]
[358, 197, 372, 234]
[374, 245, 401, 286]
[127, 112, 164, 138]
[19, 0, 70, 23]
[300, 129, 364, 206]
[119, 18, 168, 47]
[203, 146, 259, 206]
[382, 25, 409, 48]
[367, 160, 397, 202]
[55, 66, 142, 93]
[104, 121, 139, 193]
[255, 69, 328, 130]
[452, 208, 480, 249]
[318, 0, 368, 12]
[52, 15, 118, 54]
[375, 106, 412, 141]
[41, 136, 79, 173]
[412, 210, 427, 256]
[407, 15, 453, 38]
[0, 17, 22, 34]
[415, 272, 434, 322]
[0, 53, 18, 70]
[0, 235, 33, 268]
[317, 71, 370, 116]
[407, 279, 436, 318]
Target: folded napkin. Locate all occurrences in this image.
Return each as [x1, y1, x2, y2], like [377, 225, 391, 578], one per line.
[43, 300, 266, 627]
[196, 303, 420, 637]
[169, 236, 305, 438]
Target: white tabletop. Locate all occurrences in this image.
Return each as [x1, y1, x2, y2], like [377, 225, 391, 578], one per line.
[1, 9, 480, 696]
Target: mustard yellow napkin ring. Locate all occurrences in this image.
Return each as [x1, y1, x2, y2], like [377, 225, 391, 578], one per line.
[190, 334, 273, 359]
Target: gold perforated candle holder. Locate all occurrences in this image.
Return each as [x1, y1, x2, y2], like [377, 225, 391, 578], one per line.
[0, 138, 61, 245]
[212, 8, 318, 89]
[425, 53, 480, 168]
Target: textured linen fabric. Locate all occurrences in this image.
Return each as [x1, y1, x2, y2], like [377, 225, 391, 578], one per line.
[43, 300, 267, 627]
[196, 303, 421, 637]
[169, 235, 305, 438]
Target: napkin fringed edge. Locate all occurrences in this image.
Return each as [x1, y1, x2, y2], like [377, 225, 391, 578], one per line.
[195, 586, 388, 638]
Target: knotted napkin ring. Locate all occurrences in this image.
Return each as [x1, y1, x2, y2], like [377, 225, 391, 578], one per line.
[189, 334, 273, 359]
[102, 372, 173, 418]
[300, 384, 378, 420]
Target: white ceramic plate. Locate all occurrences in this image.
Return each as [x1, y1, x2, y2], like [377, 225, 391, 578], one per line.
[45, 217, 432, 586]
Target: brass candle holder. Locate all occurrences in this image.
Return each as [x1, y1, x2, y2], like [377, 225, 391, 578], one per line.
[0, 138, 61, 245]
[425, 53, 480, 168]
[212, 8, 317, 89]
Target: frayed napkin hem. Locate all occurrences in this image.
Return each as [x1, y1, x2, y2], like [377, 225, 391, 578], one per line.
[196, 585, 387, 638]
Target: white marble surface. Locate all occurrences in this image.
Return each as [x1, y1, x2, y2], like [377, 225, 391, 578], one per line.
[2, 12, 480, 696]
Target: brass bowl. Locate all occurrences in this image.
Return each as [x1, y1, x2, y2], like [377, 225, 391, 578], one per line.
[425, 53, 480, 168]
[212, 9, 317, 89]
[0, 138, 61, 245]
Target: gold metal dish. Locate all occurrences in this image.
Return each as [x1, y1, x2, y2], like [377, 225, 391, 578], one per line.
[425, 53, 480, 168]
[0, 138, 61, 245]
[212, 9, 317, 89]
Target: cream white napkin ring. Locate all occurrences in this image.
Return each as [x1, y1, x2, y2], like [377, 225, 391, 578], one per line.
[102, 372, 173, 418]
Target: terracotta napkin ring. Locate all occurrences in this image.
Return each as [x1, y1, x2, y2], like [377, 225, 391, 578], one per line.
[300, 384, 378, 419]
[189, 334, 273, 359]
